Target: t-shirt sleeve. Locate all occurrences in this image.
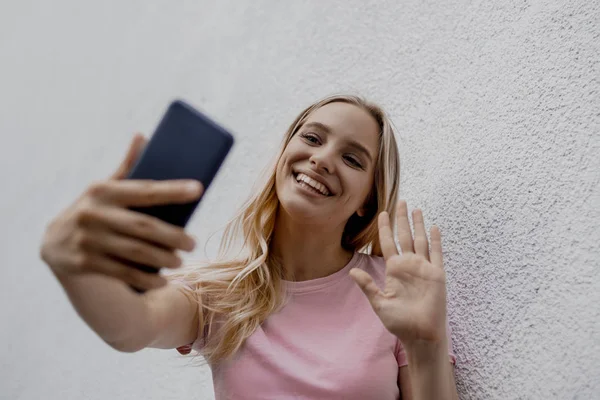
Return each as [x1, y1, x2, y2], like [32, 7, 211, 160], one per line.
[394, 320, 457, 368]
[169, 277, 208, 352]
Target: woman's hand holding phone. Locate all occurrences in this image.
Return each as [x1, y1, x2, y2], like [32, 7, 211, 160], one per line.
[40, 134, 202, 292]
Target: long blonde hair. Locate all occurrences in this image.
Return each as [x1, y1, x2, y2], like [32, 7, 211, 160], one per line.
[169, 94, 400, 364]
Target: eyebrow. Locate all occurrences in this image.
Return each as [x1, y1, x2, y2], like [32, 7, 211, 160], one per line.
[302, 121, 375, 164]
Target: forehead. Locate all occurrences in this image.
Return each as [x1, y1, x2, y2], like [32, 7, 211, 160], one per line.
[303, 102, 380, 154]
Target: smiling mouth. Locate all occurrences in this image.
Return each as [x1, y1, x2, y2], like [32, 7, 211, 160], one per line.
[293, 172, 332, 197]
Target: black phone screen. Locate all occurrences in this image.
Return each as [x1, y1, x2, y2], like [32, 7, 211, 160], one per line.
[126, 100, 234, 227]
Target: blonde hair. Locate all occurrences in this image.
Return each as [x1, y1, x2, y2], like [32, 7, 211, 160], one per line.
[169, 94, 400, 365]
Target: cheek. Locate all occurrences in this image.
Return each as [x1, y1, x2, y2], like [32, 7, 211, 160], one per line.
[344, 172, 373, 203]
[275, 155, 290, 192]
[276, 143, 305, 179]
[348, 170, 371, 191]
[277, 152, 291, 174]
[281, 142, 300, 161]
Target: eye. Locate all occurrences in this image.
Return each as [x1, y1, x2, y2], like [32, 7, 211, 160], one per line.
[344, 155, 363, 169]
[299, 132, 321, 144]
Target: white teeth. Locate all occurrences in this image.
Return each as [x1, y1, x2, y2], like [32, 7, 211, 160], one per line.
[295, 173, 330, 196]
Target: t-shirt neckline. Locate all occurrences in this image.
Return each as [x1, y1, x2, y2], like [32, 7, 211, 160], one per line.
[283, 252, 362, 294]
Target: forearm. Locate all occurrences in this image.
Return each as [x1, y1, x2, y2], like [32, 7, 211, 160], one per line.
[405, 339, 458, 400]
[54, 271, 155, 352]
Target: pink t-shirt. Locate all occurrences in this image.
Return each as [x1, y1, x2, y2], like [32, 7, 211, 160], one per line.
[185, 252, 455, 400]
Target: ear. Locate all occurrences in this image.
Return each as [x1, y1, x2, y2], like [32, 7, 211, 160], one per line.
[357, 207, 366, 217]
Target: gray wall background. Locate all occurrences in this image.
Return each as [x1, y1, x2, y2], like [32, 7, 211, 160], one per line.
[1, 1, 598, 399]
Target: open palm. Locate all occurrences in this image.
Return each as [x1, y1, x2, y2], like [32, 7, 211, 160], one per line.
[349, 201, 448, 346]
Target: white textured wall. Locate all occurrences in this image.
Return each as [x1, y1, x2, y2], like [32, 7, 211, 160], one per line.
[1, 1, 598, 399]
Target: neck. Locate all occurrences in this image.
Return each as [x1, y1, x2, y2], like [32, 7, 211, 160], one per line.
[270, 206, 354, 282]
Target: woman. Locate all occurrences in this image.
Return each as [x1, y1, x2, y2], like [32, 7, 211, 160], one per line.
[41, 95, 458, 399]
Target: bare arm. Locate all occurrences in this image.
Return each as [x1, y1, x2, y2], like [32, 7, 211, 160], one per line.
[349, 203, 459, 400]
[54, 270, 200, 352]
[144, 281, 200, 350]
[399, 341, 458, 400]
[40, 134, 203, 353]
[399, 365, 458, 400]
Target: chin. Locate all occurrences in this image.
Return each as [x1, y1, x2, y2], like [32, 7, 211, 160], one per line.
[277, 195, 324, 223]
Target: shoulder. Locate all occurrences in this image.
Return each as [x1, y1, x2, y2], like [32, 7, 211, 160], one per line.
[355, 252, 387, 286]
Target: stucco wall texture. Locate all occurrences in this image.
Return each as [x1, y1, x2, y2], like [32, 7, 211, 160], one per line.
[1, 1, 598, 399]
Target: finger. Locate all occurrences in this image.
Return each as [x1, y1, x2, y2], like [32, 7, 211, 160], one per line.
[412, 209, 430, 260]
[111, 134, 147, 180]
[86, 254, 168, 290]
[429, 225, 444, 269]
[81, 229, 183, 269]
[79, 205, 196, 251]
[396, 201, 415, 254]
[378, 212, 399, 260]
[88, 179, 203, 207]
[349, 268, 384, 311]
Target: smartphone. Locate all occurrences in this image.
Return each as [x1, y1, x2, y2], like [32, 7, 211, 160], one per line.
[125, 100, 234, 291]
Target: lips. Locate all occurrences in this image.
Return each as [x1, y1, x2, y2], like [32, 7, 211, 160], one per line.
[292, 171, 334, 196]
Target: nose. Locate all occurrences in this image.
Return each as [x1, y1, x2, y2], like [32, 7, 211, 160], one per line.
[309, 147, 335, 174]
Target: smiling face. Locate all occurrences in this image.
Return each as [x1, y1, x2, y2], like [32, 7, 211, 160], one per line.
[275, 101, 381, 228]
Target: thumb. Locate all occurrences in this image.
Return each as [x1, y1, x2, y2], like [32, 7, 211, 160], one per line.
[111, 133, 147, 180]
[349, 268, 384, 311]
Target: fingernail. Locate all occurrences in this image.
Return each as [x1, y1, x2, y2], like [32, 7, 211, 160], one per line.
[185, 181, 201, 194]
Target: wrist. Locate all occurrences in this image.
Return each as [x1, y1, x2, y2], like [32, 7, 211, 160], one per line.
[50, 265, 77, 286]
[404, 338, 449, 366]
[404, 339, 456, 400]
